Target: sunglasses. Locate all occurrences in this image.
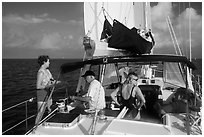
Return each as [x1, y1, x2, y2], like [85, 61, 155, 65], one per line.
[132, 78, 138, 81]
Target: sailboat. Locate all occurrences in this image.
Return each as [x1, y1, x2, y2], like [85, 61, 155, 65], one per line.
[3, 2, 201, 135]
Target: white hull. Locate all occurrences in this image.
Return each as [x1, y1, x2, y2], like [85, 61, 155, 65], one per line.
[29, 111, 200, 135]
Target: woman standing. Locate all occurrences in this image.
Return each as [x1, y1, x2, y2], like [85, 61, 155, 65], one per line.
[35, 55, 59, 124]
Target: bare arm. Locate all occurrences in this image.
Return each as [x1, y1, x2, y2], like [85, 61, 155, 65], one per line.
[135, 87, 146, 109]
[110, 87, 120, 106]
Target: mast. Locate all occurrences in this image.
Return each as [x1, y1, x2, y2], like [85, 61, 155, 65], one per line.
[94, 3, 99, 40]
[189, 2, 192, 62]
[144, 2, 148, 30]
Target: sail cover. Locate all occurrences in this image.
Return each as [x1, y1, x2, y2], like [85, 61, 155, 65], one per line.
[108, 19, 154, 54]
[100, 18, 113, 42]
[84, 2, 154, 55]
[84, 2, 136, 41]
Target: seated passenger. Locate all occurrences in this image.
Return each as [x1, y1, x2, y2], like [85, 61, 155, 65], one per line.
[70, 70, 106, 113]
[118, 67, 129, 83]
[154, 87, 201, 117]
[111, 72, 146, 120]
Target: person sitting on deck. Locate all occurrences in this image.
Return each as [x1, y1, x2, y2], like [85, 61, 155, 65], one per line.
[111, 72, 146, 120]
[70, 70, 106, 113]
[154, 87, 202, 117]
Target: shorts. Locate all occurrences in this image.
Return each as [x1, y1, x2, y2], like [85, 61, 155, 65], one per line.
[37, 89, 49, 102]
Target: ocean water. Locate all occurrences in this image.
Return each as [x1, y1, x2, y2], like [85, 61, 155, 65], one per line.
[2, 58, 82, 135]
[2, 58, 202, 135]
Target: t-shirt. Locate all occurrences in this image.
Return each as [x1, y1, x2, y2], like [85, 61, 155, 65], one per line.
[87, 79, 106, 110]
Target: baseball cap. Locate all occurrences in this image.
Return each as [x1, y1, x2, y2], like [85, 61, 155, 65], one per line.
[81, 70, 95, 77]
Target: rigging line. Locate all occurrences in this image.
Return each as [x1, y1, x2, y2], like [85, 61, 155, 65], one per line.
[167, 16, 183, 55]
[126, 3, 133, 26]
[183, 3, 189, 58]
[103, 7, 114, 22]
[86, 3, 103, 36]
[102, 6, 106, 19]
[147, 2, 152, 30]
[166, 17, 178, 55]
[178, 2, 184, 56]
[121, 3, 126, 25]
[119, 3, 123, 22]
[124, 3, 131, 25]
[144, 2, 148, 29]
[101, 2, 106, 18]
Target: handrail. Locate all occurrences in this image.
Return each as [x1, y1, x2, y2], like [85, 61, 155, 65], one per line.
[26, 107, 58, 135]
[2, 97, 36, 134]
[2, 115, 36, 134]
[2, 97, 35, 113]
[191, 74, 202, 100]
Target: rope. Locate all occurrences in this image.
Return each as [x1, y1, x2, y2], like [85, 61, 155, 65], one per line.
[122, 3, 132, 26]
[166, 18, 178, 55]
[102, 7, 106, 19]
[167, 16, 182, 56]
[102, 8, 114, 22]
[166, 17, 178, 55]
[86, 3, 103, 36]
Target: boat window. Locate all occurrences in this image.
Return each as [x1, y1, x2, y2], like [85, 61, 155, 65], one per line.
[163, 62, 186, 88]
[102, 63, 119, 86]
[90, 65, 100, 80]
[58, 68, 81, 97]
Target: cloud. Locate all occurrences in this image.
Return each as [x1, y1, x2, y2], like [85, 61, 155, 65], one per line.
[176, 8, 202, 48]
[151, 3, 173, 31]
[38, 33, 62, 50]
[2, 13, 59, 24]
[2, 13, 84, 51]
[151, 3, 202, 58]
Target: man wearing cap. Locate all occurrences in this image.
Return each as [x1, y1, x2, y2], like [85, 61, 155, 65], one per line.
[71, 70, 106, 111]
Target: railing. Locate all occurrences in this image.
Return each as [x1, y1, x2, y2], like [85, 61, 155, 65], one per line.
[192, 74, 202, 97]
[2, 97, 36, 135]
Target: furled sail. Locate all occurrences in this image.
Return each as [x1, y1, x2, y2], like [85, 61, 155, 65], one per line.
[83, 2, 154, 57]
[108, 19, 154, 54]
[84, 2, 136, 41]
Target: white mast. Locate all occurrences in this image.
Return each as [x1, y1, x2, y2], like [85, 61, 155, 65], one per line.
[133, 2, 151, 30]
[189, 3, 192, 62]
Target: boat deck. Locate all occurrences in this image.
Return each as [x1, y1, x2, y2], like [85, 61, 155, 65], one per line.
[30, 107, 201, 135]
[31, 114, 170, 135]
[31, 114, 114, 135]
[167, 113, 202, 135]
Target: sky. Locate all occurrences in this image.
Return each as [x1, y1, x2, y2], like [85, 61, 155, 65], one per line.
[2, 1, 202, 59]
